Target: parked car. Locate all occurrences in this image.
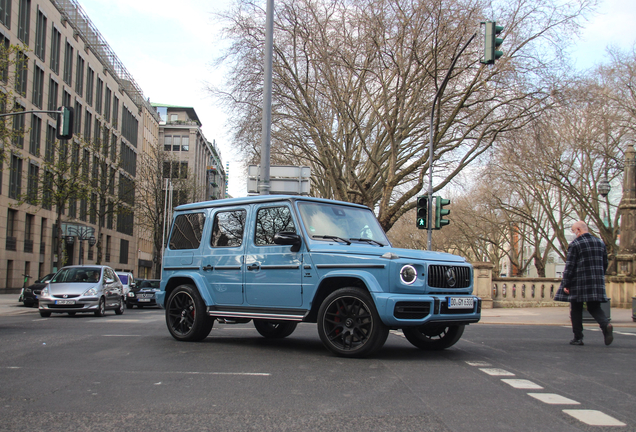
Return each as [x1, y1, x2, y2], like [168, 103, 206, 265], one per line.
[19, 273, 55, 307]
[157, 195, 480, 358]
[127, 279, 160, 308]
[115, 271, 135, 298]
[38, 265, 125, 317]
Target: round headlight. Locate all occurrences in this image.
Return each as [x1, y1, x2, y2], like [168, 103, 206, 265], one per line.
[400, 265, 418, 285]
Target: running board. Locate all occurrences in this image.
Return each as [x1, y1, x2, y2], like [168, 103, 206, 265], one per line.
[207, 307, 306, 322]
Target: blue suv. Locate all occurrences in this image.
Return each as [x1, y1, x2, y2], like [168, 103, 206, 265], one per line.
[158, 196, 480, 357]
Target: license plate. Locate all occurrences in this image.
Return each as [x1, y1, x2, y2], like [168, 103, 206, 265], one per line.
[138, 299, 151, 302]
[55, 300, 75, 305]
[448, 297, 473, 309]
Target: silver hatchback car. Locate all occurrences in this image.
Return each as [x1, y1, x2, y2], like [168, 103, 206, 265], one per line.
[38, 265, 125, 317]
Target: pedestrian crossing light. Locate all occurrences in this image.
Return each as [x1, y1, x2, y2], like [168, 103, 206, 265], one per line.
[481, 21, 504, 65]
[56, 106, 74, 140]
[416, 195, 428, 229]
[435, 196, 451, 229]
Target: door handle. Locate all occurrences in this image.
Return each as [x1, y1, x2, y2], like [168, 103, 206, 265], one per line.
[202, 265, 213, 271]
[247, 264, 259, 271]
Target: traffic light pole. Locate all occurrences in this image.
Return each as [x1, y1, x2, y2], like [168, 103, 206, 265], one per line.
[427, 32, 476, 250]
[0, 109, 62, 118]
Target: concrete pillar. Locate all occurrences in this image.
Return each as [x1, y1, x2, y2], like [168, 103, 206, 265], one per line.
[472, 262, 494, 309]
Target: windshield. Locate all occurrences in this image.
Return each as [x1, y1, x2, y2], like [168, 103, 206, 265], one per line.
[51, 267, 102, 283]
[298, 202, 389, 245]
[118, 274, 129, 284]
[140, 280, 160, 289]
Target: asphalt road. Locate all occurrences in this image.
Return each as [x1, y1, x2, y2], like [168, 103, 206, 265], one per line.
[1, 307, 635, 432]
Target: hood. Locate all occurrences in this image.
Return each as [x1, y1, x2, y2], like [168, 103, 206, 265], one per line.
[307, 243, 467, 263]
[48, 282, 99, 296]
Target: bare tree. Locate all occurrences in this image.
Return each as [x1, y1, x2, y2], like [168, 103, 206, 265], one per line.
[212, 0, 594, 231]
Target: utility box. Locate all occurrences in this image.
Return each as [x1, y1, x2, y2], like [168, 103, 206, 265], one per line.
[248, 165, 311, 195]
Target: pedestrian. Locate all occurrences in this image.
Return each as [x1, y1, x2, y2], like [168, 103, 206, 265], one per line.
[554, 221, 613, 346]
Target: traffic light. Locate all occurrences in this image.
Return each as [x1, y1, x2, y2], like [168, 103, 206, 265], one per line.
[481, 21, 504, 65]
[416, 195, 428, 229]
[434, 196, 451, 229]
[56, 106, 74, 140]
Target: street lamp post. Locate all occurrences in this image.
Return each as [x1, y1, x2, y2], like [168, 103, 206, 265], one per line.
[65, 225, 96, 266]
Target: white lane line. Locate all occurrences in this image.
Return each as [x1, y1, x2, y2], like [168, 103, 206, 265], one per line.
[466, 361, 491, 367]
[103, 335, 142, 337]
[90, 319, 141, 323]
[479, 368, 515, 376]
[165, 371, 270, 376]
[501, 379, 543, 389]
[528, 393, 579, 405]
[563, 410, 626, 426]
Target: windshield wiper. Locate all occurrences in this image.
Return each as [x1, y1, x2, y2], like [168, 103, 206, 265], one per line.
[349, 238, 385, 247]
[312, 235, 351, 245]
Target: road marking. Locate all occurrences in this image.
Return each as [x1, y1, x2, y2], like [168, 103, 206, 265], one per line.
[90, 319, 141, 323]
[465, 361, 491, 367]
[164, 371, 270, 376]
[501, 379, 543, 389]
[563, 410, 626, 426]
[390, 330, 404, 338]
[528, 393, 579, 405]
[479, 368, 515, 376]
[103, 335, 142, 337]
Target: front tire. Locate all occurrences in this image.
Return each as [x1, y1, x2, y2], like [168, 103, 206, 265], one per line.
[115, 297, 125, 315]
[94, 297, 106, 317]
[402, 324, 465, 350]
[166, 284, 214, 341]
[317, 287, 389, 358]
[39, 310, 51, 318]
[254, 320, 297, 339]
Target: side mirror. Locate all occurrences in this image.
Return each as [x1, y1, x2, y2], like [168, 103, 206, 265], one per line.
[105, 278, 115, 284]
[274, 232, 302, 252]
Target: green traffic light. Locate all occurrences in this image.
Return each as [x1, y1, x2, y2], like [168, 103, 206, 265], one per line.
[434, 196, 451, 229]
[416, 195, 428, 229]
[481, 21, 504, 64]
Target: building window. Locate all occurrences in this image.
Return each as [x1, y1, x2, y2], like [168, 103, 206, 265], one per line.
[9, 155, 22, 199]
[79, 198, 87, 221]
[6, 209, 17, 251]
[15, 51, 28, 96]
[50, 27, 61, 74]
[47, 77, 59, 115]
[112, 96, 119, 128]
[42, 171, 52, 209]
[32, 64, 44, 108]
[90, 193, 97, 224]
[121, 107, 138, 147]
[164, 135, 172, 151]
[26, 164, 38, 205]
[86, 67, 94, 106]
[84, 109, 92, 141]
[94, 118, 101, 145]
[12, 103, 25, 148]
[95, 77, 103, 114]
[29, 114, 41, 156]
[0, 0, 11, 29]
[73, 100, 82, 134]
[0, 34, 9, 82]
[105, 235, 111, 261]
[17, 0, 30, 45]
[34, 9, 46, 60]
[75, 54, 84, 96]
[119, 238, 129, 264]
[104, 87, 112, 122]
[182, 136, 189, 151]
[63, 40, 73, 85]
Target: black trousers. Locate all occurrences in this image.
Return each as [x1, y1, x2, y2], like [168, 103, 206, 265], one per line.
[570, 301, 609, 340]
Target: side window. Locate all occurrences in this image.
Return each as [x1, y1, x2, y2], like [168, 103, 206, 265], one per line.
[255, 206, 296, 246]
[211, 210, 246, 247]
[170, 213, 206, 250]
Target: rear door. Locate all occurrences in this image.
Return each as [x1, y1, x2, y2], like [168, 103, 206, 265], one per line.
[244, 203, 303, 307]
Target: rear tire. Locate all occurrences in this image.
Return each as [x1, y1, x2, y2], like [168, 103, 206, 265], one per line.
[126, 302, 133, 309]
[94, 297, 106, 317]
[317, 287, 388, 358]
[39, 310, 51, 318]
[254, 320, 297, 339]
[166, 284, 213, 341]
[402, 324, 465, 350]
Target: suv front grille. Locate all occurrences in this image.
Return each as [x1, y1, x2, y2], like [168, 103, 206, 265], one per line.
[428, 265, 471, 289]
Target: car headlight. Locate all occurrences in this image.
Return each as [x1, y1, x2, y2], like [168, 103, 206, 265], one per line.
[400, 265, 418, 285]
[25, 288, 32, 293]
[83, 287, 98, 297]
[127, 292, 136, 297]
[40, 286, 49, 297]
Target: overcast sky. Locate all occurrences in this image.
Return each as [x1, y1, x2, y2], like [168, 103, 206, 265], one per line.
[77, 0, 636, 198]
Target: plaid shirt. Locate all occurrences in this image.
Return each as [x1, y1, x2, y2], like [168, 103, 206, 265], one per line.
[554, 233, 608, 302]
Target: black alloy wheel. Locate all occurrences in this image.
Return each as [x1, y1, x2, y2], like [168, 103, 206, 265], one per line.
[402, 324, 465, 350]
[253, 320, 298, 338]
[317, 287, 389, 358]
[166, 284, 214, 342]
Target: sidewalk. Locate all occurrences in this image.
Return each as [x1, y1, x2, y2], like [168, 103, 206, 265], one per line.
[0, 294, 634, 325]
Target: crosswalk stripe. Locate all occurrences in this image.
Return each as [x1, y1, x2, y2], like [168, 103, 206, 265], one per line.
[563, 410, 626, 426]
[527, 393, 579, 405]
[501, 379, 543, 389]
[479, 368, 515, 376]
